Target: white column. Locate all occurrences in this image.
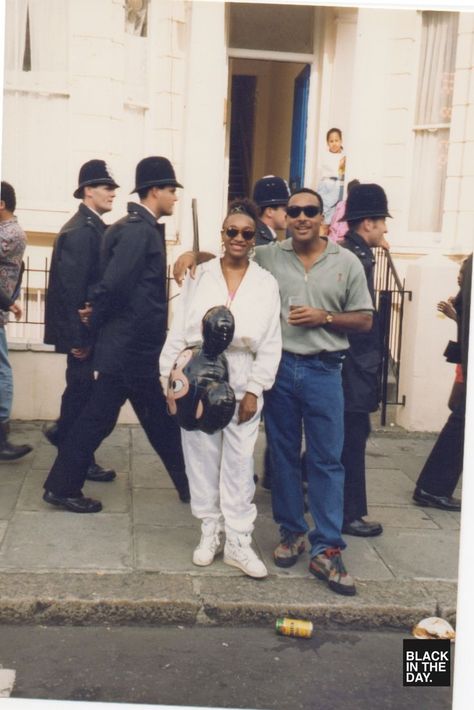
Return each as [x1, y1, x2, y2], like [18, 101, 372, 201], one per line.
[68, 0, 125, 193]
[443, 13, 474, 254]
[177, 1, 228, 254]
[397, 254, 460, 431]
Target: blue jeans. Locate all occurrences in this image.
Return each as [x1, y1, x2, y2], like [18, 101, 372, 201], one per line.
[264, 350, 346, 557]
[0, 327, 13, 421]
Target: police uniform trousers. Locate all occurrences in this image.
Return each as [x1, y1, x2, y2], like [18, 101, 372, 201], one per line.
[55, 355, 94, 439]
[44, 372, 188, 497]
[341, 411, 371, 523]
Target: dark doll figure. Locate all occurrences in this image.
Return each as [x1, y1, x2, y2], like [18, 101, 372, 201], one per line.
[167, 306, 236, 434]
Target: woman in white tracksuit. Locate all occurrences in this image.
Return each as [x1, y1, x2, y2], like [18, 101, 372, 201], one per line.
[160, 199, 281, 578]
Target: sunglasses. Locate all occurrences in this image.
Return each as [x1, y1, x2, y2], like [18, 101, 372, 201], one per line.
[285, 205, 321, 218]
[223, 227, 256, 241]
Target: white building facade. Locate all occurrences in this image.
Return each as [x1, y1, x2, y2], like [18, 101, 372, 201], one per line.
[1, 0, 473, 429]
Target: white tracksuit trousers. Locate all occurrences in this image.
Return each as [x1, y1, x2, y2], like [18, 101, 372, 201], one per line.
[181, 396, 263, 535]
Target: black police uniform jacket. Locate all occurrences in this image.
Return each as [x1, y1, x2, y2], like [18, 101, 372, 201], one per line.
[255, 220, 276, 246]
[44, 203, 104, 353]
[88, 202, 168, 378]
[340, 230, 382, 413]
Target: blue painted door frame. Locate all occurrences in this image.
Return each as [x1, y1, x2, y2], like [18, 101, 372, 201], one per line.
[289, 64, 311, 192]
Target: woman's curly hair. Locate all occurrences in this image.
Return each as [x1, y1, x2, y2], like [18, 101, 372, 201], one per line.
[225, 197, 259, 225]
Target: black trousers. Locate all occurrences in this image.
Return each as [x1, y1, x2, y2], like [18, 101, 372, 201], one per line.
[57, 355, 95, 439]
[44, 372, 188, 497]
[54, 355, 97, 467]
[341, 411, 371, 523]
[416, 398, 465, 497]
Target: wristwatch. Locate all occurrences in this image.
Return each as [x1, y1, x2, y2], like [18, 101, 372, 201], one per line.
[324, 311, 334, 325]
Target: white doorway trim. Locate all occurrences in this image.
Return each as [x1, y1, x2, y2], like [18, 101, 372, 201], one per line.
[228, 48, 314, 64]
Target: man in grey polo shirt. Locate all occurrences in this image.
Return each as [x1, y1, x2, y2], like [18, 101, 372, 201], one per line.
[257, 188, 373, 596]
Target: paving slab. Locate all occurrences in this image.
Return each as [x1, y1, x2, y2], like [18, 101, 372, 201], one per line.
[131, 453, 176, 489]
[93, 445, 130, 473]
[371, 529, 461, 580]
[342, 537, 394, 581]
[0, 511, 132, 571]
[366, 468, 416, 505]
[0, 522, 6, 545]
[132, 488, 195, 527]
[82, 475, 131, 513]
[421, 506, 461, 530]
[134, 524, 222, 574]
[0, 461, 30, 483]
[30, 444, 57, 470]
[98, 426, 131, 448]
[365, 453, 397, 469]
[0, 483, 22, 518]
[367, 504, 440, 530]
[16, 467, 54, 511]
[131, 428, 155, 455]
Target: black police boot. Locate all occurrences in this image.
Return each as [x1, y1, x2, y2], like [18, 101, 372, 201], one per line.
[0, 420, 33, 461]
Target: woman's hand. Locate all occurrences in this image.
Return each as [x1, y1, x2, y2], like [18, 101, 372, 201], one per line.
[437, 300, 457, 321]
[238, 392, 258, 425]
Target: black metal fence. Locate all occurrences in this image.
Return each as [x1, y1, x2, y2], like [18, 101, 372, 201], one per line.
[7, 258, 176, 335]
[373, 247, 412, 425]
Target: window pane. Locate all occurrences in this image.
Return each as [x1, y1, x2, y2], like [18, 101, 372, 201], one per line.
[229, 4, 314, 54]
[409, 128, 449, 232]
[415, 12, 458, 125]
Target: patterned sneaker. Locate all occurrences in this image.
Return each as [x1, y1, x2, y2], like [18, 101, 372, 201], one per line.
[224, 533, 268, 579]
[273, 530, 306, 568]
[309, 547, 356, 596]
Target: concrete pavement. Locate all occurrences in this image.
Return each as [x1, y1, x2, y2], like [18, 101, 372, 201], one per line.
[0, 421, 460, 629]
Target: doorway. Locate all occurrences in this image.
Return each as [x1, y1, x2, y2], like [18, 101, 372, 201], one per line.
[227, 58, 310, 201]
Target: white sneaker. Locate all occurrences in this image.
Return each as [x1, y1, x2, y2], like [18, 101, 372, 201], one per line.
[193, 520, 223, 567]
[224, 533, 268, 579]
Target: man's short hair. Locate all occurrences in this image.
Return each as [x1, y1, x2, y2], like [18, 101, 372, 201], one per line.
[0, 182, 16, 212]
[347, 219, 363, 231]
[289, 187, 324, 211]
[260, 203, 285, 218]
[137, 184, 172, 200]
[347, 216, 380, 231]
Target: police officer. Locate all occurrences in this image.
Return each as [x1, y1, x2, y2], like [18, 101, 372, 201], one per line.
[251, 175, 291, 488]
[252, 175, 290, 246]
[44, 160, 119, 482]
[339, 183, 389, 537]
[42, 157, 189, 512]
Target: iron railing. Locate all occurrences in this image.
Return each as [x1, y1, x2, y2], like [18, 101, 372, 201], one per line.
[373, 247, 412, 425]
[6, 258, 176, 341]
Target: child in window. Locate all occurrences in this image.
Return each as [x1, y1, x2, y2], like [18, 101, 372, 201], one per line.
[317, 128, 346, 230]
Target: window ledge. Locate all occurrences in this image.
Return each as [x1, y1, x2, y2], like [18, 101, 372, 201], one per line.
[8, 341, 55, 352]
[5, 84, 70, 99]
